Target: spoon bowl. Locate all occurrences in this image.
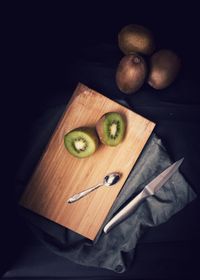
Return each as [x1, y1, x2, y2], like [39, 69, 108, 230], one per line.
[104, 172, 122, 187]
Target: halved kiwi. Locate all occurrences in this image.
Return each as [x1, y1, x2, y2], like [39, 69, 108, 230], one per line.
[64, 127, 99, 158]
[96, 112, 126, 146]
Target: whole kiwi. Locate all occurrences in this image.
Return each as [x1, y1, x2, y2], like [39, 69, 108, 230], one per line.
[116, 53, 147, 94]
[118, 24, 155, 55]
[148, 49, 181, 90]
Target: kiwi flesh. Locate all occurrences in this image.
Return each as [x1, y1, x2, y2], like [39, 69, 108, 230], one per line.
[116, 53, 147, 94]
[96, 112, 126, 146]
[118, 24, 155, 55]
[64, 127, 99, 158]
[148, 49, 181, 90]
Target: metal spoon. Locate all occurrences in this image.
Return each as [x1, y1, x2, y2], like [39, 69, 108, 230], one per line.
[67, 172, 121, 203]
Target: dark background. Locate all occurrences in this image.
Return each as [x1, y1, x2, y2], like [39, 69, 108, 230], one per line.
[1, 1, 200, 278]
[3, 1, 200, 176]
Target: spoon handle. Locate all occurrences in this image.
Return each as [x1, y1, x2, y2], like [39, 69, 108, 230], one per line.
[67, 183, 103, 203]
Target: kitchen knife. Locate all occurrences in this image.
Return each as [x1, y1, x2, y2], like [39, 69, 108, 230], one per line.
[104, 158, 184, 234]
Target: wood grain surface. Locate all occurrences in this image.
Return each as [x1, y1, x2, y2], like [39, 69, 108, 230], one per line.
[20, 83, 155, 240]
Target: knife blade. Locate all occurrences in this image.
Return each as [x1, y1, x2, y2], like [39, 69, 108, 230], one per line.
[104, 158, 184, 234]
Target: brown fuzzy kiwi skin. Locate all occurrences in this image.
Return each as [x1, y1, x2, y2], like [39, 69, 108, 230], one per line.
[116, 53, 147, 94]
[148, 49, 181, 90]
[118, 24, 155, 55]
[96, 115, 107, 145]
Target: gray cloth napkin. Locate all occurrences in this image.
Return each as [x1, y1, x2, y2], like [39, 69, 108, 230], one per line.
[17, 105, 196, 273]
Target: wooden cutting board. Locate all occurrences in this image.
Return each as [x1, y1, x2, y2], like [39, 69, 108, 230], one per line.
[20, 83, 155, 240]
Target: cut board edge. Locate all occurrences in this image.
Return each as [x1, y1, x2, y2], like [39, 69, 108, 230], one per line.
[78, 83, 156, 126]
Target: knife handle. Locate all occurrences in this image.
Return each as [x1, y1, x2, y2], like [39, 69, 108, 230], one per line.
[104, 189, 149, 234]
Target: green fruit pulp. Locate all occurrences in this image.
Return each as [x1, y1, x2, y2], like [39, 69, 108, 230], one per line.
[103, 113, 126, 146]
[64, 128, 98, 158]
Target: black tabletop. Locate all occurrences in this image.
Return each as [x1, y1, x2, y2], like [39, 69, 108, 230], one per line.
[1, 1, 200, 278]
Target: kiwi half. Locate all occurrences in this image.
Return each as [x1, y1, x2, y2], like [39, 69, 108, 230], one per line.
[96, 112, 126, 146]
[64, 127, 99, 158]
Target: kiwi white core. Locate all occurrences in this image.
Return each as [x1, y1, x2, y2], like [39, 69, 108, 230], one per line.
[110, 123, 118, 137]
[74, 138, 87, 151]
